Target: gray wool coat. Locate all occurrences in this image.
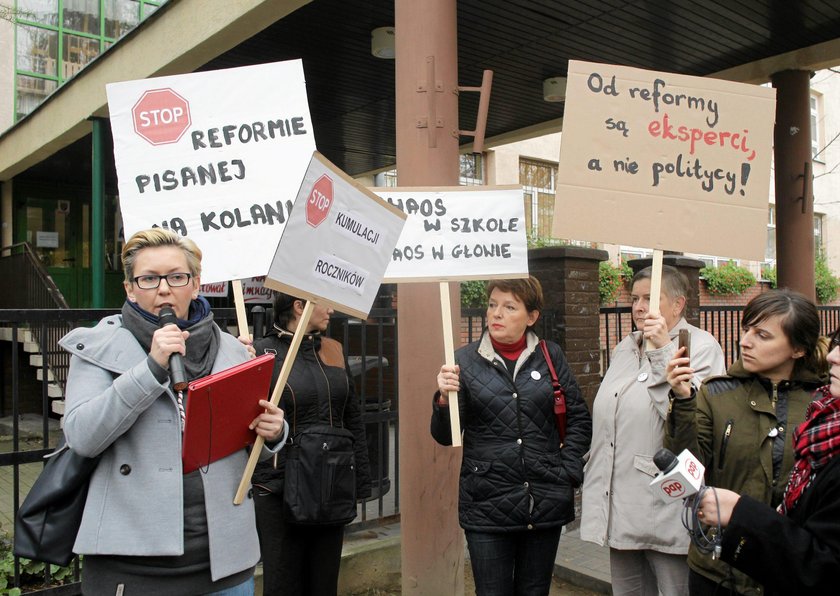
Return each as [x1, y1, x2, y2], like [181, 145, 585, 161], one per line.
[580, 319, 725, 554]
[60, 314, 279, 582]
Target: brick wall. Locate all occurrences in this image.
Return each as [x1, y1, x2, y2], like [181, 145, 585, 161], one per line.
[529, 246, 608, 411]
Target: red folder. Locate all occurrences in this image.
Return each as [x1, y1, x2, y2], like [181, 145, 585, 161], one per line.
[182, 353, 275, 474]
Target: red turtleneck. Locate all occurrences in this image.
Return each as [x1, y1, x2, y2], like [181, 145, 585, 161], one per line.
[490, 334, 527, 361]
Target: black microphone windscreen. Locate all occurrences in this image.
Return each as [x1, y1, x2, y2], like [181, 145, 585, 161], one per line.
[158, 306, 177, 327]
[653, 448, 678, 473]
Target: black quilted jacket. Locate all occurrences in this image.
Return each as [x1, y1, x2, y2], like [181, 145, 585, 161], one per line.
[431, 331, 592, 531]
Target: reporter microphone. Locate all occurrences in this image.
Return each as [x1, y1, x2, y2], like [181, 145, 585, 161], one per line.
[650, 447, 705, 502]
[158, 307, 188, 392]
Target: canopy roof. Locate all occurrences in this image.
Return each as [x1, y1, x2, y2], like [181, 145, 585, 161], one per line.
[4, 0, 840, 186]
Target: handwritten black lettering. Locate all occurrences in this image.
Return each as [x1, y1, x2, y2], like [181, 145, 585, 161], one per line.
[651, 154, 737, 194]
[190, 117, 309, 150]
[135, 160, 246, 193]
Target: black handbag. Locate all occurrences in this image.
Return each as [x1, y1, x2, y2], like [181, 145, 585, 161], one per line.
[283, 423, 357, 526]
[14, 437, 99, 566]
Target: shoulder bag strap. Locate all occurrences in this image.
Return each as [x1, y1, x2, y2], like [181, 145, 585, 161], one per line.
[539, 340, 567, 445]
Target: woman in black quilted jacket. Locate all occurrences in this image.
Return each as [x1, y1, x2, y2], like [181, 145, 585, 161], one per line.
[431, 276, 592, 596]
[251, 292, 371, 596]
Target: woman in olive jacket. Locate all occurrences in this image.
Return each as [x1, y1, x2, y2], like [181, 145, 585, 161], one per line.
[432, 276, 592, 596]
[666, 289, 828, 596]
[252, 293, 371, 596]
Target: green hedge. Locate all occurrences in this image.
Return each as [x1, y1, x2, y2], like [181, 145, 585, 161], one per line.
[700, 262, 756, 296]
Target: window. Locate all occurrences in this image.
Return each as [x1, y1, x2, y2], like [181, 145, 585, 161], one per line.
[519, 158, 560, 244]
[766, 204, 776, 262]
[375, 154, 485, 188]
[763, 206, 823, 261]
[619, 247, 651, 262]
[459, 154, 484, 186]
[811, 93, 824, 162]
[14, 1, 166, 121]
[815, 213, 824, 256]
[696, 255, 738, 268]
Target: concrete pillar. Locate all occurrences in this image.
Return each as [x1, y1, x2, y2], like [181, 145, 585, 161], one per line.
[772, 70, 815, 300]
[628, 255, 705, 327]
[529, 246, 607, 411]
[394, 0, 463, 594]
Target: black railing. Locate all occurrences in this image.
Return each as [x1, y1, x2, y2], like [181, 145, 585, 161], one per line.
[0, 243, 69, 310]
[0, 244, 72, 414]
[0, 307, 398, 593]
[600, 304, 840, 371]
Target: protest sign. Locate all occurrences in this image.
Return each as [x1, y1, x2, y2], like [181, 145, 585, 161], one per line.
[199, 281, 228, 298]
[553, 60, 775, 261]
[235, 153, 406, 503]
[377, 186, 528, 282]
[241, 277, 273, 304]
[106, 60, 315, 283]
[264, 152, 407, 319]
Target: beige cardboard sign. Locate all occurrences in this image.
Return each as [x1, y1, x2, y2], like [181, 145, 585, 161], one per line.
[553, 60, 776, 261]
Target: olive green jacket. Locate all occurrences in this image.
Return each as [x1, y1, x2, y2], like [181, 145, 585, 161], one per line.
[665, 359, 825, 596]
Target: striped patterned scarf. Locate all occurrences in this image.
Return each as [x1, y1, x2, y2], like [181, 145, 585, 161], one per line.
[781, 385, 840, 513]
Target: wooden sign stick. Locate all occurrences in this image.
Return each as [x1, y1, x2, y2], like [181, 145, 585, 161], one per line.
[439, 282, 462, 447]
[645, 249, 664, 352]
[234, 299, 315, 504]
[231, 279, 251, 339]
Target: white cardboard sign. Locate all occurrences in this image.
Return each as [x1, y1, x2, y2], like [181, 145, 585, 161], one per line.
[264, 153, 407, 319]
[199, 281, 228, 298]
[553, 60, 776, 261]
[377, 186, 529, 283]
[240, 276, 273, 304]
[106, 60, 316, 283]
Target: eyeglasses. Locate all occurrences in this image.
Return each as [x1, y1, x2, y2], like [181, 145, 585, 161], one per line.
[132, 272, 192, 290]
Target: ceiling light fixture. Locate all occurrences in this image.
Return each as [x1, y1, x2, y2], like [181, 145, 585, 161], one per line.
[371, 27, 395, 59]
[543, 76, 567, 102]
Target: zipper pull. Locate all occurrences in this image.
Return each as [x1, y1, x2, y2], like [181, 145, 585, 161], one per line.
[772, 383, 778, 410]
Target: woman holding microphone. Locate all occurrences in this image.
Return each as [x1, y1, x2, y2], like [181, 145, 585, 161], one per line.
[691, 327, 840, 595]
[666, 289, 829, 595]
[61, 229, 287, 595]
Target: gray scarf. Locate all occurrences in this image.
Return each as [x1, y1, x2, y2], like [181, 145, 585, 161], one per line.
[121, 300, 220, 382]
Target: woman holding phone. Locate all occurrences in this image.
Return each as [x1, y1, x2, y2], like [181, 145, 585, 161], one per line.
[581, 265, 725, 596]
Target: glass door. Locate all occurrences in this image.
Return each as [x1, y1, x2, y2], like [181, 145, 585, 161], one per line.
[20, 197, 86, 306]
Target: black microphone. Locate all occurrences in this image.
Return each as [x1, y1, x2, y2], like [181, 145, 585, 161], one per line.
[654, 447, 679, 474]
[158, 307, 188, 392]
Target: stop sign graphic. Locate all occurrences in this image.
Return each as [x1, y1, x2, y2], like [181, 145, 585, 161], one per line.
[131, 88, 191, 145]
[306, 175, 334, 227]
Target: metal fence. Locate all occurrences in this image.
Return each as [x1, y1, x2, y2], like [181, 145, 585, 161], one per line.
[5, 302, 840, 592]
[601, 304, 840, 370]
[0, 306, 398, 593]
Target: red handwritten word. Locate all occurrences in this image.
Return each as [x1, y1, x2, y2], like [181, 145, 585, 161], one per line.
[648, 113, 757, 162]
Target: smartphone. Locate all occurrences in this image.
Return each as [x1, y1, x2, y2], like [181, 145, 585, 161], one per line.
[678, 329, 691, 359]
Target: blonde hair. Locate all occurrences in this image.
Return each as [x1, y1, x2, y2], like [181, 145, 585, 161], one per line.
[121, 229, 202, 283]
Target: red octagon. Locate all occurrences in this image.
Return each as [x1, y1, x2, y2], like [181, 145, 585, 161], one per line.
[131, 88, 191, 145]
[306, 174, 334, 228]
